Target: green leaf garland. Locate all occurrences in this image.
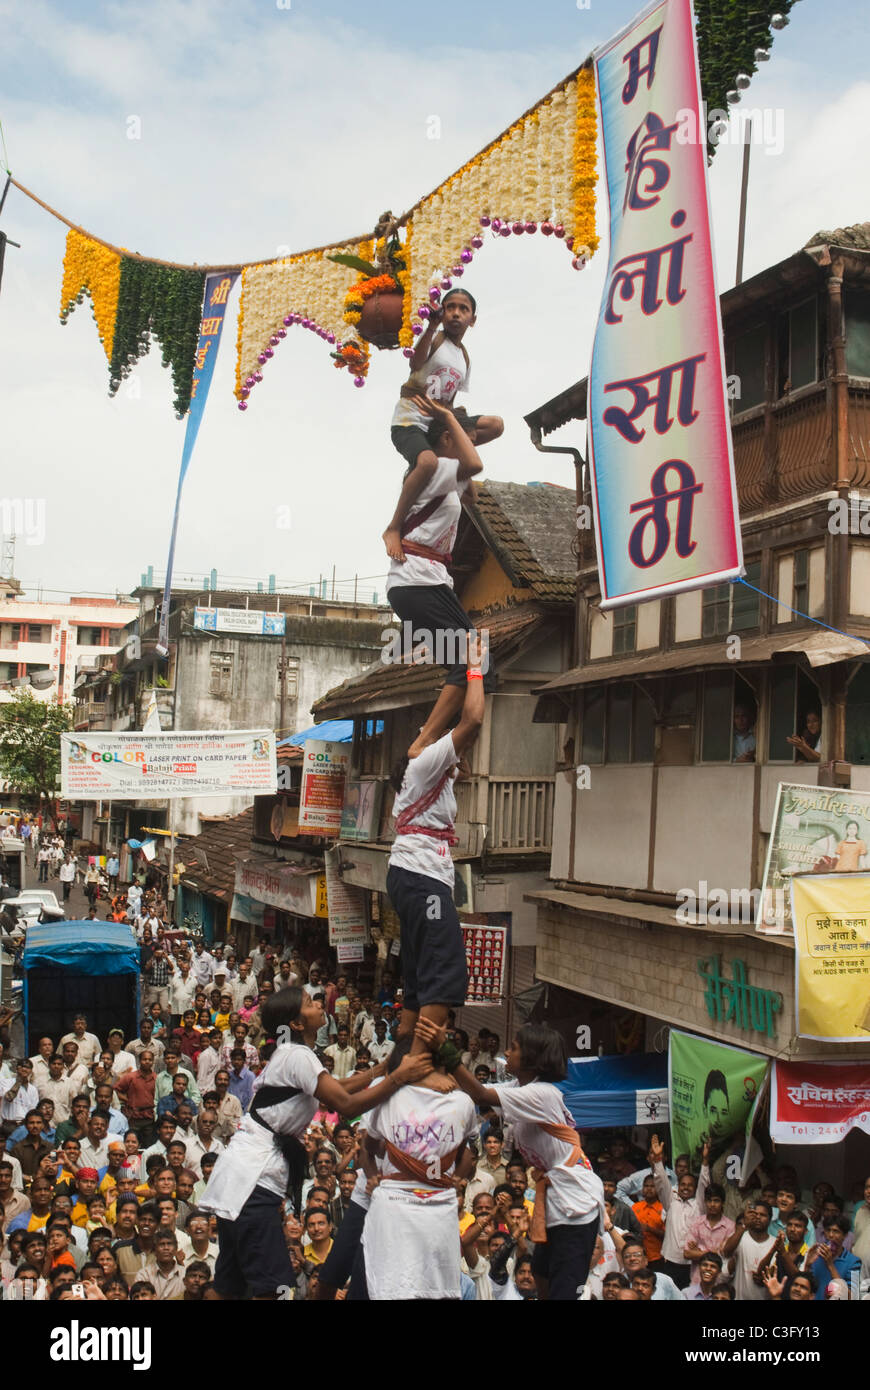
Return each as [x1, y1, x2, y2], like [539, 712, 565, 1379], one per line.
[696, 0, 796, 159]
[109, 261, 206, 416]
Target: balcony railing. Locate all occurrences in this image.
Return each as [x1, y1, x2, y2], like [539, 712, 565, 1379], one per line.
[486, 777, 554, 853]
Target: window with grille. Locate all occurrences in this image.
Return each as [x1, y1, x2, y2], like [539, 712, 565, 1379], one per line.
[209, 651, 234, 697]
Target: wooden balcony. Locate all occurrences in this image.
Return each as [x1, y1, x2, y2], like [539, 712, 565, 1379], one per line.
[486, 777, 554, 853]
[733, 382, 870, 512]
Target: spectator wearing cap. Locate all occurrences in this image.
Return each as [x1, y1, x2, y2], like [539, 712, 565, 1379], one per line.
[106, 1029, 136, 1080]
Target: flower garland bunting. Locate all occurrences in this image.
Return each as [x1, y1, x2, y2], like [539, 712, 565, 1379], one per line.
[48, 3, 795, 412]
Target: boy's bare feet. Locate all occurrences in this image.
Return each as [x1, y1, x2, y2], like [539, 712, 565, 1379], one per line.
[383, 527, 406, 562]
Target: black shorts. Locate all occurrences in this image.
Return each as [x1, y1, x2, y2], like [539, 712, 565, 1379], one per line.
[386, 865, 467, 1011]
[214, 1185, 296, 1299]
[391, 424, 433, 469]
[386, 583, 496, 691]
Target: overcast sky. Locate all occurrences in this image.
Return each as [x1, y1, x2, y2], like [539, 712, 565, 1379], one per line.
[2, 0, 869, 606]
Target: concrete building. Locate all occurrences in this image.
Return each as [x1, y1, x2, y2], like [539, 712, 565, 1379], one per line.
[0, 581, 136, 705]
[523, 222, 870, 1189]
[74, 585, 394, 843]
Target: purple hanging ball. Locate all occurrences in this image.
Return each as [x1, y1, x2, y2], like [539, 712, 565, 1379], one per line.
[264, 347, 274, 358]
[460, 248, 473, 263]
[525, 221, 537, 234]
[452, 266, 464, 277]
[440, 278, 452, 290]
[418, 305, 431, 319]
[541, 222, 554, 236]
[277, 328, 287, 339]
[429, 287, 441, 302]
[238, 400, 248, 411]
[241, 387, 250, 399]
[411, 323, 424, 336]
[283, 315, 293, 327]
[470, 235, 484, 250]
[257, 352, 267, 364]
[403, 347, 414, 358]
[255, 371, 263, 382]
[565, 236, 574, 251]
[245, 375, 255, 388]
[511, 222, 524, 236]
[554, 224, 566, 239]
[326, 332, 336, 344]
[499, 226, 511, 237]
[354, 376, 365, 388]
[479, 215, 491, 227]
[269, 335, 279, 346]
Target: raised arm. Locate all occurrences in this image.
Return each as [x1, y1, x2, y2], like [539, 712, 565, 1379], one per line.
[450, 634, 486, 757]
[314, 1051, 431, 1119]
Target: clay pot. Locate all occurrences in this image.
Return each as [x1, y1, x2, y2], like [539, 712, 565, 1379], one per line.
[358, 290, 404, 348]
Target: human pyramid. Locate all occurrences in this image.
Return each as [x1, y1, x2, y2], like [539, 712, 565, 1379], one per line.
[197, 287, 606, 1301]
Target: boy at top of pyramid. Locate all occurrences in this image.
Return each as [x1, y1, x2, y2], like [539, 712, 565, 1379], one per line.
[383, 287, 503, 562]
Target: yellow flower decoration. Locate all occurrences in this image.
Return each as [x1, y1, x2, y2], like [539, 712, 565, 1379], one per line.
[59, 229, 122, 362]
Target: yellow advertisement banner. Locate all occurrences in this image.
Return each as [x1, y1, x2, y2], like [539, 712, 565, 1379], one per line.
[792, 873, 870, 1042]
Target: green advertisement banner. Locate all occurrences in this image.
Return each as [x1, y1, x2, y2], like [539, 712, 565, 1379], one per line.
[668, 1029, 769, 1171]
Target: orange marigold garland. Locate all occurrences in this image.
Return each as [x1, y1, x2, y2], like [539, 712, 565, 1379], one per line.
[59, 229, 122, 361]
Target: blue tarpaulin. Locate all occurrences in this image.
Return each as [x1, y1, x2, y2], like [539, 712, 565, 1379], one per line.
[279, 719, 383, 749]
[558, 1053, 669, 1129]
[22, 921, 140, 977]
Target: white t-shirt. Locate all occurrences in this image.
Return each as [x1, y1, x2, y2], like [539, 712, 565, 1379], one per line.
[366, 1084, 476, 1178]
[391, 337, 470, 429]
[490, 1081, 604, 1228]
[363, 1085, 476, 1301]
[733, 1233, 775, 1301]
[387, 457, 469, 591]
[198, 1044, 324, 1219]
[388, 732, 458, 888]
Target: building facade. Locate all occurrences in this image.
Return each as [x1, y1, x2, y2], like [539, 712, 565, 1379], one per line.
[524, 223, 870, 1190]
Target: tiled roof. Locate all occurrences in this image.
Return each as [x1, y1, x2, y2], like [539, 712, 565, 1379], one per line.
[176, 806, 253, 901]
[463, 481, 577, 604]
[312, 604, 550, 717]
[805, 222, 870, 252]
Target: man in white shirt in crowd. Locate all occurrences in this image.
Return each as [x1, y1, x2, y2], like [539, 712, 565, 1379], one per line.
[0, 1059, 40, 1139]
[324, 1025, 356, 1081]
[36, 1053, 76, 1125]
[168, 960, 196, 1023]
[183, 1108, 224, 1179]
[191, 941, 215, 989]
[78, 1109, 111, 1171]
[651, 1131, 710, 1290]
[29, 1037, 55, 1090]
[196, 1030, 224, 1093]
[106, 1029, 137, 1081]
[59, 1015, 102, 1069]
[60, 1041, 89, 1093]
[723, 1200, 777, 1301]
[368, 1019, 395, 1066]
[230, 962, 255, 1013]
[127, 1017, 165, 1072]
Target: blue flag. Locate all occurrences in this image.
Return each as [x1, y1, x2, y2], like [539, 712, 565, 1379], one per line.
[158, 272, 239, 652]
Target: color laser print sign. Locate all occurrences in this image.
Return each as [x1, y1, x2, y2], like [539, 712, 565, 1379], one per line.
[299, 740, 350, 834]
[61, 731, 276, 799]
[590, 0, 742, 608]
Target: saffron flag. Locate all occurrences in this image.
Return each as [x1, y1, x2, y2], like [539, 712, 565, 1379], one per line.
[589, 0, 742, 608]
[158, 272, 239, 652]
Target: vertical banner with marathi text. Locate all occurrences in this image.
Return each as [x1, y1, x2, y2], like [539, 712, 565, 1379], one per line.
[324, 847, 369, 962]
[299, 740, 350, 835]
[159, 272, 239, 652]
[791, 873, 870, 1042]
[590, 0, 742, 608]
[668, 1029, 768, 1174]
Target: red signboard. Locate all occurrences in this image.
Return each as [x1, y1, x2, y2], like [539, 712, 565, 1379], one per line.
[771, 1059, 870, 1144]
